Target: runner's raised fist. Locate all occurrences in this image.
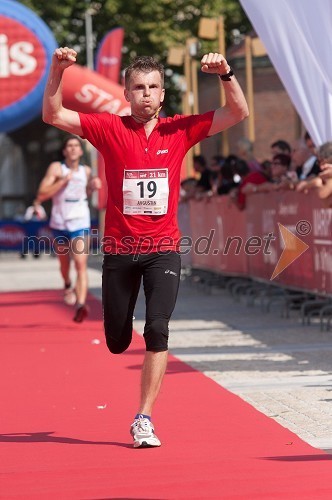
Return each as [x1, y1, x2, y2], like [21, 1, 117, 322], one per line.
[200, 53, 230, 75]
[52, 47, 77, 69]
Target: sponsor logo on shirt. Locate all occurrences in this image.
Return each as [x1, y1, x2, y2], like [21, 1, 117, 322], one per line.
[156, 149, 168, 155]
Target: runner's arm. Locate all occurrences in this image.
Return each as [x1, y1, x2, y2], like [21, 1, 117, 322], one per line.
[85, 166, 102, 197]
[43, 47, 83, 136]
[37, 162, 71, 202]
[200, 53, 249, 136]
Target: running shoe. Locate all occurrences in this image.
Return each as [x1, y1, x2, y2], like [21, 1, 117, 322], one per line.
[130, 415, 161, 448]
[73, 304, 88, 323]
[64, 286, 76, 306]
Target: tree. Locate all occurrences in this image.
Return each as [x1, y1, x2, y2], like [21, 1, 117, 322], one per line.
[20, 0, 252, 113]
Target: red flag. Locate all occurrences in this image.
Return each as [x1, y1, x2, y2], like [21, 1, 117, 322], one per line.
[95, 27, 125, 209]
[96, 27, 124, 83]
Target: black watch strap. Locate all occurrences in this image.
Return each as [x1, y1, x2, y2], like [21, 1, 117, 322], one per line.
[219, 68, 234, 81]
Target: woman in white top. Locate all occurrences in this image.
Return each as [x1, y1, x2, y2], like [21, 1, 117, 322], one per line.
[38, 136, 101, 322]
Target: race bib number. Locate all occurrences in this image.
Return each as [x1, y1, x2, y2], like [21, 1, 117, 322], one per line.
[64, 200, 88, 220]
[123, 169, 169, 215]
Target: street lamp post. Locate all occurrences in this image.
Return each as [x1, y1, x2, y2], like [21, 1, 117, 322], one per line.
[188, 39, 200, 156]
[85, 8, 94, 71]
[84, 6, 99, 209]
[167, 41, 199, 176]
[199, 16, 229, 156]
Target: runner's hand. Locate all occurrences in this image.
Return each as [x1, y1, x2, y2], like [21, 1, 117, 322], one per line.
[53, 47, 77, 70]
[63, 171, 73, 183]
[89, 177, 102, 190]
[200, 53, 230, 75]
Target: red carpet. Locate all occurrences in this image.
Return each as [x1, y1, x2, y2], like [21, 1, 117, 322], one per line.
[0, 290, 331, 499]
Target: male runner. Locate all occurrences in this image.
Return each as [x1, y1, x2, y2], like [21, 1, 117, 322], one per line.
[38, 135, 101, 322]
[43, 46, 248, 446]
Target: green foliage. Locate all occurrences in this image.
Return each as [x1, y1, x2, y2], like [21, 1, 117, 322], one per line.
[19, 0, 252, 113]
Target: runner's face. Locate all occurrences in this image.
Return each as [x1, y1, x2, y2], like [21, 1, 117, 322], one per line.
[124, 70, 165, 119]
[63, 140, 83, 161]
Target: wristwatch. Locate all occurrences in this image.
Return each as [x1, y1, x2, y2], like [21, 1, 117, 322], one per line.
[219, 68, 234, 81]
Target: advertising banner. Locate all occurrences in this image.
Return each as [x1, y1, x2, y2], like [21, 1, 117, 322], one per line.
[96, 27, 124, 83]
[0, 0, 56, 132]
[62, 64, 130, 116]
[189, 197, 248, 276]
[311, 200, 332, 294]
[189, 192, 332, 295]
[246, 192, 314, 289]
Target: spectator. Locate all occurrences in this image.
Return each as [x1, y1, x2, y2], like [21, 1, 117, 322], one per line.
[179, 177, 197, 202]
[208, 154, 224, 194]
[193, 154, 211, 192]
[261, 159, 272, 177]
[21, 199, 47, 259]
[227, 158, 265, 210]
[13, 202, 27, 222]
[270, 139, 291, 157]
[296, 141, 332, 203]
[236, 137, 262, 173]
[291, 138, 312, 178]
[233, 160, 269, 210]
[217, 157, 239, 195]
[24, 199, 47, 222]
[297, 132, 320, 180]
[269, 153, 294, 185]
[256, 154, 295, 192]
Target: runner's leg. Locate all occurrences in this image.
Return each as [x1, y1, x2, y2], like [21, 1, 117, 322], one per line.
[71, 235, 89, 306]
[102, 254, 142, 354]
[138, 252, 181, 416]
[54, 242, 71, 287]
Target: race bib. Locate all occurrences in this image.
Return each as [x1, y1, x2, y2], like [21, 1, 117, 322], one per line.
[123, 168, 169, 215]
[64, 200, 88, 220]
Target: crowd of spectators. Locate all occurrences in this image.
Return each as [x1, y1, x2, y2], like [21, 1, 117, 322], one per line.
[180, 134, 332, 210]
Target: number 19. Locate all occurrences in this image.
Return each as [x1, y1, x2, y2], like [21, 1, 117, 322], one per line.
[137, 181, 157, 198]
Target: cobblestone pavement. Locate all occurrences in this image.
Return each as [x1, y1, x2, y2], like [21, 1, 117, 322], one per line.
[2, 253, 332, 453]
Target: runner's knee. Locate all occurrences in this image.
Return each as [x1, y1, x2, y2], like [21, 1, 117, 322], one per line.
[104, 323, 132, 354]
[144, 318, 169, 351]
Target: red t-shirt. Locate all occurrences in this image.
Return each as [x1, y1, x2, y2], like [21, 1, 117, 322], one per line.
[79, 111, 214, 253]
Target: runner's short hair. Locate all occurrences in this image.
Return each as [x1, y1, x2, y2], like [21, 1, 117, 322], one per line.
[62, 135, 83, 150]
[124, 56, 164, 89]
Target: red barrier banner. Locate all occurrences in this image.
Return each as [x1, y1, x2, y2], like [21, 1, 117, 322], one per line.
[246, 192, 314, 289]
[189, 197, 221, 271]
[311, 199, 332, 294]
[189, 192, 332, 295]
[189, 197, 248, 275]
